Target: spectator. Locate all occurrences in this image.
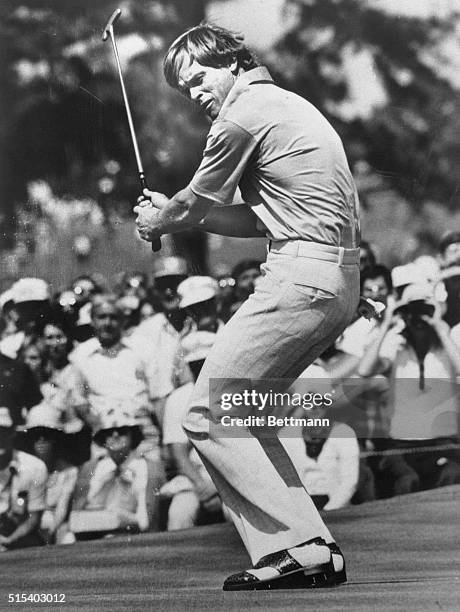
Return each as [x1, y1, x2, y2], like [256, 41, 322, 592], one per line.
[282, 408, 360, 511]
[70, 407, 163, 536]
[70, 294, 166, 460]
[177, 276, 223, 333]
[18, 336, 47, 388]
[0, 407, 47, 551]
[148, 256, 188, 332]
[160, 331, 222, 530]
[23, 405, 78, 545]
[334, 264, 393, 379]
[39, 318, 91, 462]
[131, 257, 192, 390]
[359, 283, 460, 496]
[227, 259, 261, 318]
[359, 240, 377, 272]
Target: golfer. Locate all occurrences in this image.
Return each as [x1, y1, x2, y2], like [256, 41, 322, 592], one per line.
[134, 23, 360, 591]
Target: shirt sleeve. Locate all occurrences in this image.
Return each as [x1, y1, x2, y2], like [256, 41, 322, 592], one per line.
[190, 119, 258, 205]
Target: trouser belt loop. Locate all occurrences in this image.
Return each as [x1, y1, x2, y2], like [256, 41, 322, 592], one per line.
[338, 246, 344, 265]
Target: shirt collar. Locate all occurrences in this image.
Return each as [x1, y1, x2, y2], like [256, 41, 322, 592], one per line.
[93, 338, 129, 356]
[217, 66, 273, 120]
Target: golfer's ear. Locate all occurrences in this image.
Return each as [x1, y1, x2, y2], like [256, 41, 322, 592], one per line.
[230, 57, 238, 74]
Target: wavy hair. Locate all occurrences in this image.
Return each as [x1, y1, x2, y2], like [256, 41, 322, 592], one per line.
[164, 23, 259, 90]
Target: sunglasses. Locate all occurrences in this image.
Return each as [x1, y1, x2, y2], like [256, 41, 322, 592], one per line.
[98, 426, 133, 442]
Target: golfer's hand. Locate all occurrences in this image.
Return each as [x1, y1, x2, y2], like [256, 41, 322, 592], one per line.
[134, 191, 167, 242]
[136, 188, 169, 211]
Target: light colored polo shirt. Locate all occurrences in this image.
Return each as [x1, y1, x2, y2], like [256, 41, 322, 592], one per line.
[190, 66, 359, 248]
[70, 339, 153, 420]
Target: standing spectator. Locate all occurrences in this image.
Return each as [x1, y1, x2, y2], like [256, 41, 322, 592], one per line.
[70, 295, 165, 461]
[70, 407, 163, 536]
[131, 257, 191, 391]
[23, 405, 78, 545]
[177, 276, 223, 333]
[0, 407, 47, 551]
[359, 284, 460, 495]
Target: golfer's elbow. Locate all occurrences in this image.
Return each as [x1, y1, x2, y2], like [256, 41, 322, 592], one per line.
[172, 187, 212, 226]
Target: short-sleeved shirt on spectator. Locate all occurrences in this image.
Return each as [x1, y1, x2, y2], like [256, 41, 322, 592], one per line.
[190, 66, 359, 248]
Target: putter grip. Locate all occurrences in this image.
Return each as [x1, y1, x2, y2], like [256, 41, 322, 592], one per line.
[139, 174, 162, 252]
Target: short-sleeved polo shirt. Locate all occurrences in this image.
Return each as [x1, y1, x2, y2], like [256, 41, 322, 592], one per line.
[190, 66, 359, 247]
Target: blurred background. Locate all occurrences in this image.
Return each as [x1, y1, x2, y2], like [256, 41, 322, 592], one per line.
[1, 0, 459, 291]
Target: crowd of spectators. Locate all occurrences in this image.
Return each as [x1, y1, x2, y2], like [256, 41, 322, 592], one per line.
[0, 231, 459, 551]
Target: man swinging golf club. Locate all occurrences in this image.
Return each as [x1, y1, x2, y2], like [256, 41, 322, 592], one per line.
[134, 23, 360, 591]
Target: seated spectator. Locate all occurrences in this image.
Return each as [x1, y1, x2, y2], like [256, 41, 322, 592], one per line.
[281, 405, 360, 511]
[70, 407, 163, 537]
[284, 359, 363, 509]
[0, 407, 47, 551]
[177, 276, 223, 333]
[23, 405, 78, 545]
[359, 283, 460, 496]
[161, 331, 222, 530]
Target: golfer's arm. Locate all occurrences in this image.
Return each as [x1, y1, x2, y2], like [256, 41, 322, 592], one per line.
[158, 186, 265, 238]
[198, 202, 266, 238]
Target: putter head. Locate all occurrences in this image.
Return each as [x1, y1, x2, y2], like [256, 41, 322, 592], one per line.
[102, 8, 122, 41]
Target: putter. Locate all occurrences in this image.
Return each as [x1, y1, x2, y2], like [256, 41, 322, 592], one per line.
[103, 8, 161, 252]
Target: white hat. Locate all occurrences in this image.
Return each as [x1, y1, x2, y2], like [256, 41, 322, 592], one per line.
[0, 407, 13, 429]
[413, 256, 440, 283]
[177, 276, 219, 308]
[391, 264, 427, 289]
[181, 331, 216, 363]
[25, 404, 62, 432]
[152, 256, 187, 279]
[395, 283, 434, 309]
[11, 278, 50, 303]
[93, 406, 139, 438]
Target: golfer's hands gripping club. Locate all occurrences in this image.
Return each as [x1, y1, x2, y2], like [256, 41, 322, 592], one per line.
[134, 188, 169, 249]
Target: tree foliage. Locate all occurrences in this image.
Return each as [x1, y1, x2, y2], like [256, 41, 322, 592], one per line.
[269, 0, 460, 208]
